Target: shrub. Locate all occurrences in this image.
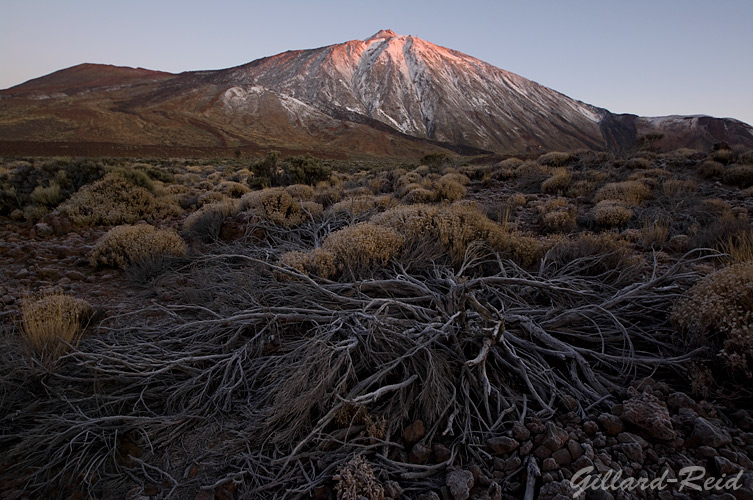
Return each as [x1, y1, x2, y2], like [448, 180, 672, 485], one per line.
[286, 184, 315, 201]
[322, 223, 404, 277]
[541, 168, 572, 194]
[641, 216, 670, 249]
[401, 186, 437, 204]
[60, 174, 178, 226]
[215, 181, 250, 198]
[567, 180, 596, 198]
[593, 181, 651, 206]
[711, 148, 733, 165]
[20, 292, 93, 368]
[672, 262, 753, 378]
[329, 196, 380, 217]
[372, 203, 542, 267]
[279, 248, 337, 279]
[30, 182, 63, 207]
[721, 164, 753, 188]
[240, 188, 305, 227]
[662, 179, 697, 198]
[436, 178, 467, 202]
[110, 167, 155, 192]
[420, 151, 452, 171]
[537, 151, 572, 167]
[183, 200, 238, 242]
[697, 160, 724, 179]
[284, 155, 332, 185]
[538, 198, 576, 233]
[719, 229, 753, 264]
[594, 200, 633, 228]
[624, 158, 651, 170]
[91, 224, 187, 269]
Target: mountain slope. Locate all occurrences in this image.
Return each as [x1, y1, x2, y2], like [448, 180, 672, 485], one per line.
[1, 30, 751, 157]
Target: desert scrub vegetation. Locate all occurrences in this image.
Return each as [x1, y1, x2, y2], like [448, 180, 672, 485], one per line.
[673, 261, 753, 379]
[333, 456, 385, 500]
[319, 223, 404, 278]
[20, 292, 93, 368]
[246, 151, 331, 188]
[182, 199, 238, 242]
[279, 247, 337, 279]
[537, 197, 576, 233]
[593, 180, 651, 206]
[721, 164, 753, 188]
[59, 173, 181, 226]
[541, 167, 572, 194]
[90, 224, 187, 269]
[371, 202, 542, 268]
[594, 200, 633, 228]
[239, 187, 306, 227]
[537, 151, 572, 167]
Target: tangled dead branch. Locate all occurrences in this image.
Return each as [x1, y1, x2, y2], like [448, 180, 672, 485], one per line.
[0, 228, 714, 498]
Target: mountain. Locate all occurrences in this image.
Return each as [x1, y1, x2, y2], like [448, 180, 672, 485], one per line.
[1, 30, 751, 158]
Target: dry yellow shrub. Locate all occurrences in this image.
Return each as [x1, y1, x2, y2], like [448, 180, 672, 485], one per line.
[537, 151, 572, 166]
[21, 292, 93, 368]
[673, 262, 753, 378]
[329, 196, 380, 217]
[279, 247, 337, 279]
[286, 184, 315, 201]
[593, 181, 651, 206]
[198, 190, 230, 206]
[624, 158, 652, 170]
[372, 203, 541, 267]
[594, 200, 633, 227]
[60, 173, 177, 226]
[300, 201, 324, 219]
[439, 172, 470, 186]
[401, 187, 437, 204]
[215, 181, 250, 198]
[183, 199, 238, 241]
[323, 223, 404, 276]
[240, 188, 305, 227]
[541, 168, 572, 194]
[91, 224, 187, 269]
[538, 197, 576, 233]
[436, 178, 467, 202]
[662, 179, 697, 198]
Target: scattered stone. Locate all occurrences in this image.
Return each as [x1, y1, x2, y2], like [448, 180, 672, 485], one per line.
[409, 443, 431, 464]
[504, 456, 522, 472]
[487, 436, 519, 455]
[403, 420, 425, 445]
[446, 469, 474, 500]
[616, 432, 648, 449]
[568, 440, 584, 460]
[618, 443, 644, 465]
[713, 456, 740, 475]
[621, 392, 676, 440]
[533, 445, 553, 460]
[597, 413, 623, 436]
[552, 448, 572, 467]
[542, 457, 558, 472]
[583, 420, 599, 437]
[33, 222, 53, 238]
[697, 445, 718, 458]
[432, 444, 451, 463]
[1, 295, 15, 305]
[667, 392, 696, 412]
[543, 422, 569, 451]
[519, 440, 533, 456]
[511, 421, 530, 441]
[417, 493, 440, 500]
[384, 480, 403, 499]
[692, 417, 732, 448]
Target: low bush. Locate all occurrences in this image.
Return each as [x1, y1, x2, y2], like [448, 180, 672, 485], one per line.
[91, 224, 187, 269]
[593, 181, 651, 206]
[322, 223, 404, 278]
[537, 151, 572, 167]
[240, 188, 305, 227]
[594, 200, 633, 228]
[538, 198, 576, 233]
[182, 200, 238, 242]
[673, 262, 753, 378]
[697, 160, 724, 179]
[721, 165, 753, 188]
[20, 292, 93, 368]
[279, 248, 337, 279]
[435, 178, 466, 202]
[59, 173, 180, 226]
[541, 168, 572, 194]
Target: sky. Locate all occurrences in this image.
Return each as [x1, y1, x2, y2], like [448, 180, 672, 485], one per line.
[2, 0, 752, 125]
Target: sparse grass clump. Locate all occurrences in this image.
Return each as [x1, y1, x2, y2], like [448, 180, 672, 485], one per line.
[20, 292, 93, 368]
[91, 224, 187, 269]
[624, 158, 651, 170]
[673, 262, 753, 378]
[215, 181, 250, 198]
[30, 182, 63, 207]
[279, 248, 337, 279]
[435, 177, 467, 202]
[697, 160, 724, 179]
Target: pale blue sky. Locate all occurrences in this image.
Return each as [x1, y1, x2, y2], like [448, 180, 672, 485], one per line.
[2, 0, 752, 124]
